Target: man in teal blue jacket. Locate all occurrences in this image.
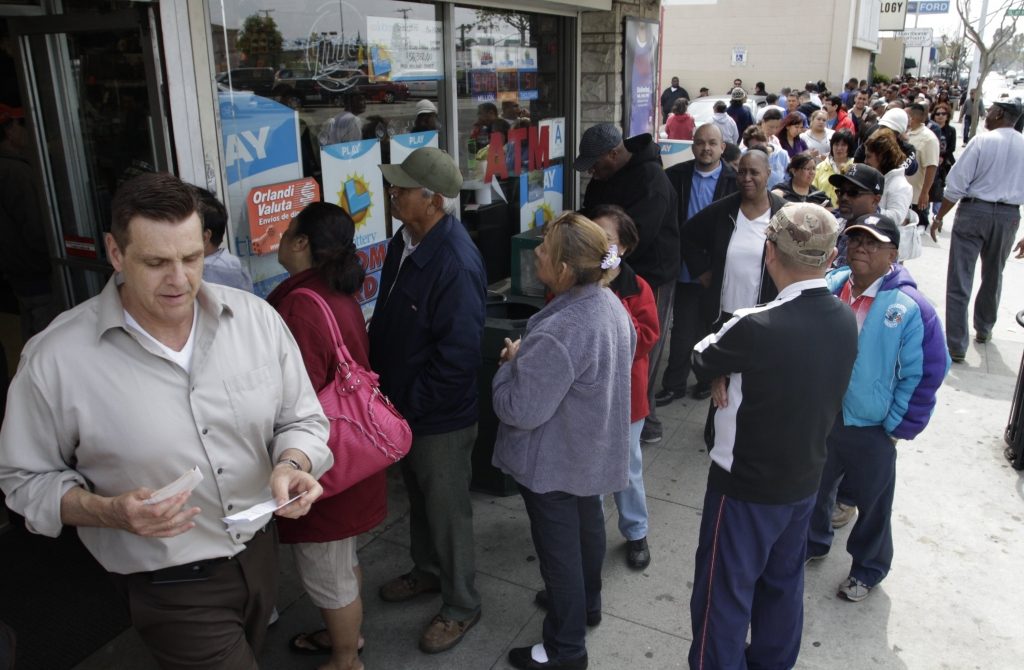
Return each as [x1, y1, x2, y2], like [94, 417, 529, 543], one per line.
[806, 213, 950, 603]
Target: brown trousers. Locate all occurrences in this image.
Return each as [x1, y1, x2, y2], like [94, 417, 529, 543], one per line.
[110, 524, 278, 670]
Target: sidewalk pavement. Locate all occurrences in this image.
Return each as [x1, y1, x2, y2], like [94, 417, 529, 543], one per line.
[77, 209, 1024, 669]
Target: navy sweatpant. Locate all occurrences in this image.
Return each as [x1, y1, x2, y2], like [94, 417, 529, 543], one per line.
[689, 486, 815, 670]
[519, 485, 604, 663]
[807, 420, 897, 587]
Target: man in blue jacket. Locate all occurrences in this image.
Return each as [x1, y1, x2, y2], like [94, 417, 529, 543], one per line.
[372, 148, 487, 652]
[806, 213, 950, 602]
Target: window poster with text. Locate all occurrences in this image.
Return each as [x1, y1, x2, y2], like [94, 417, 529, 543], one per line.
[218, 96, 303, 297]
[623, 16, 659, 138]
[519, 164, 563, 233]
[320, 139, 389, 316]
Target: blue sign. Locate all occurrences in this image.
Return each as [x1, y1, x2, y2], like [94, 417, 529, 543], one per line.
[908, 1, 950, 13]
[219, 94, 300, 186]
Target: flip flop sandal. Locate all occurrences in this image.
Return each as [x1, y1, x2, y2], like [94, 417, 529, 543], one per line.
[288, 630, 365, 656]
[288, 629, 331, 655]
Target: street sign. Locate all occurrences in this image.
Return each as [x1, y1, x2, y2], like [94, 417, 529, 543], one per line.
[880, 1, 910, 30]
[900, 27, 934, 47]
[1007, 8, 1024, 16]
[908, 1, 950, 13]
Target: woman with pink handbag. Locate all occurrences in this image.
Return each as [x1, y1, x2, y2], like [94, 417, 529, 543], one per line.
[268, 202, 385, 670]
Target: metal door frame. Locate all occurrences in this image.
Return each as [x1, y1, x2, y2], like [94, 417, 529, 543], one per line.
[9, 9, 173, 303]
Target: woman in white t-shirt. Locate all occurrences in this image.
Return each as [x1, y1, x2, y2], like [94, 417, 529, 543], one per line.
[800, 110, 834, 161]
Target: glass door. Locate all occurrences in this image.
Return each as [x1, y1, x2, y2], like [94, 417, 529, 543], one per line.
[9, 8, 172, 306]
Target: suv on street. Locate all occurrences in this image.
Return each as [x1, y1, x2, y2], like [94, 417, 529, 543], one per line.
[215, 68, 276, 97]
[271, 67, 361, 108]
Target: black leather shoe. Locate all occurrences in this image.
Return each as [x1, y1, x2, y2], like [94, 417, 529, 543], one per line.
[509, 646, 589, 669]
[692, 384, 712, 400]
[533, 590, 601, 627]
[626, 537, 651, 570]
[654, 388, 686, 407]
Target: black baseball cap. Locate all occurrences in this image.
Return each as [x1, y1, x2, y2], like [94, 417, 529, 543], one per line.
[845, 213, 900, 248]
[828, 163, 885, 196]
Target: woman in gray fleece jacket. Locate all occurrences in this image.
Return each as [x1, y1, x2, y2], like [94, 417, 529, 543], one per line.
[492, 212, 635, 670]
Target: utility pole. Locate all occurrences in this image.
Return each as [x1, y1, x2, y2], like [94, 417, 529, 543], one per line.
[967, 0, 992, 90]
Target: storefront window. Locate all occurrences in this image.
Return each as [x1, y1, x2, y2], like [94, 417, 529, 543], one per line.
[210, 1, 571, 300]
[211, 0, 442, 300]
[453, 6, 568, 241]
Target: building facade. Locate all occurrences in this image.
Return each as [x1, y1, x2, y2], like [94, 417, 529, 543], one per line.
[2, 0, 666, 320]
[660, 0, 882, 98]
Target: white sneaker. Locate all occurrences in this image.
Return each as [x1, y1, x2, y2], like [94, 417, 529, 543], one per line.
[831, 503, 857, 529]
[837, 576, 872, 602]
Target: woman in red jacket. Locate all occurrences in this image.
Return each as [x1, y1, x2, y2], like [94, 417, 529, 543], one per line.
[590, 204, 660, 570]
[665, 97, 696, 141]
[269, 202, 385, 670]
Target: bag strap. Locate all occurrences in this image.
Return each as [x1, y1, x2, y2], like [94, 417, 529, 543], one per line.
[291, 288, 356, 367]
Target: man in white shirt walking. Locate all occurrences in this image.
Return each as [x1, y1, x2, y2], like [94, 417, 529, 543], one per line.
[930, 98, 1024, 363]
[905, 103, 940, 228]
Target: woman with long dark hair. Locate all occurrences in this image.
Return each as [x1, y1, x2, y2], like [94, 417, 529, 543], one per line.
[269, 202, 380, 670]
[777, 112, 809, 158]
[813, 129, 857, 207]
[929, 102, 957, 215]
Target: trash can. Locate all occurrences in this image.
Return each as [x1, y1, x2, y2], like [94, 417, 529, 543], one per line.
[1003, 310, 1024, 469]
[472, 297, 542, 495]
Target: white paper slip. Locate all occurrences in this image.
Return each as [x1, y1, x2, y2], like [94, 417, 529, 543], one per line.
[222, 493, 304, 527]
[144, 466, 204, 506]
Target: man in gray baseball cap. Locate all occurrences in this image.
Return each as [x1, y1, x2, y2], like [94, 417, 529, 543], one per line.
[371, 146, 486, 654]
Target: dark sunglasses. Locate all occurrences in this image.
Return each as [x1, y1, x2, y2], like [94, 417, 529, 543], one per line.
[836, 188, 869, 198]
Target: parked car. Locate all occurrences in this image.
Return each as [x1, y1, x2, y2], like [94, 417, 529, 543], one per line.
[215, 68, 276, 97]
[337, 75, 410, 103]
[271, 67, 362, 107]
[686, 95, 766, 132]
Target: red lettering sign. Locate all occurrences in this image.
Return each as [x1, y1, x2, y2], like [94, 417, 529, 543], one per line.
[247, 178, 320, 256]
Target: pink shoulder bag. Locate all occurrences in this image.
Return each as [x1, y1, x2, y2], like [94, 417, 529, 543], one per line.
[292, 288, 412, 497]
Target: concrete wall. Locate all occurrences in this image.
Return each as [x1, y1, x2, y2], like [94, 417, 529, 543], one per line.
[876, 37, 906, 79]
[850, 47, 872, 83]
[660, 0, 859, 97]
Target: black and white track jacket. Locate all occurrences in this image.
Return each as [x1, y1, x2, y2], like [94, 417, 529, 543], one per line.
[693, 279, 858, 504]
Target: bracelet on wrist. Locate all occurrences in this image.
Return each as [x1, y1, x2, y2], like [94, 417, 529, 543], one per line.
[275, 458, 304, 472]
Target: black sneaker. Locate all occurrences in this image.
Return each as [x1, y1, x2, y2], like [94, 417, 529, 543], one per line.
[626, 537, 651, 570]
[509, 645, 589, 669]
[533, 590, 601, 627]
[640, 426, 662, 444]
[654, 389, 686, 407]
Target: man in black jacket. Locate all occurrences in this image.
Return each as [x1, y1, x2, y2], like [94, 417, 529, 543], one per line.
[657, 123, 738, 406]
[578, 123, 679, 445]
[688, 203, 858, 670]
[660, 76, 690, 123]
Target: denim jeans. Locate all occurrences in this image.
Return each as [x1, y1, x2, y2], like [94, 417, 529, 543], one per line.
[612, 419, 649, 541]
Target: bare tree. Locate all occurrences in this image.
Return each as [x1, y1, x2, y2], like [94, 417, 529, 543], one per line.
[956, 0, 1022, 138]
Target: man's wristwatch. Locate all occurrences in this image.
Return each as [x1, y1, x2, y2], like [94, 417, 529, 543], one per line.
[275, 458, 304, 472]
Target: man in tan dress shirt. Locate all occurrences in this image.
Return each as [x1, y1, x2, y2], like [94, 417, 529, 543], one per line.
[0, 172, 332, 669]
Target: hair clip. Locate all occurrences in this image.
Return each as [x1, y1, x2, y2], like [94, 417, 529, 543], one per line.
[600, 244, 621, 270]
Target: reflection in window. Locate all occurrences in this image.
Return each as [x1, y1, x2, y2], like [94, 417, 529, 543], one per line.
[211, 0, 441, 298]
[454, 6, 567, 236]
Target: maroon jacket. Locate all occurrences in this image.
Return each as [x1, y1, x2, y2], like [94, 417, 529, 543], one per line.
[267, 268, 387, 543]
